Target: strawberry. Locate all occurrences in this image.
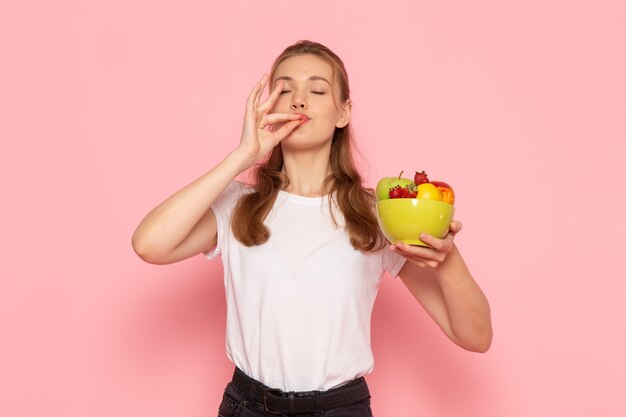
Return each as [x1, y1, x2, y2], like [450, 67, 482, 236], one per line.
[389, 184, 418, 199]
[414, 170, 429, 185]
[389, 186, 404, 199]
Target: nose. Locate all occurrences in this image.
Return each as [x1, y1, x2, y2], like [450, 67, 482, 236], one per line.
[290, 95, 306, 110]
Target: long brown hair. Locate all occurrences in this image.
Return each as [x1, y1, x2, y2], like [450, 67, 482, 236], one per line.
[232, 40, 385, 252]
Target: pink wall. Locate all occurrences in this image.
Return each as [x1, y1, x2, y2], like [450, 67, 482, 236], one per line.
[2, 1, 625, 416]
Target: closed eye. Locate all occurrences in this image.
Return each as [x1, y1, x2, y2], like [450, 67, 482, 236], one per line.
[279, 90, 325, 95]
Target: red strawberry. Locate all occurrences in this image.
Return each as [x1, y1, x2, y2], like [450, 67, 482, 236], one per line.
[414, 170, 429, 185]
[389, 186, 403, 199]
[390, 186, 416, 198]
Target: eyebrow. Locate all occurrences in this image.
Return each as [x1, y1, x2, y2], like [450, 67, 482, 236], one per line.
[274, 76, 331, 86]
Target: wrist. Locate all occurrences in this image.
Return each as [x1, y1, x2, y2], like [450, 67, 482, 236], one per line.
[228, 148, 255, 174]
[433, 244, 463, 275]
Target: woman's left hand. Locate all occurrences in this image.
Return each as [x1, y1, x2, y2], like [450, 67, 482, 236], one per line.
[390, 220, 463, 269]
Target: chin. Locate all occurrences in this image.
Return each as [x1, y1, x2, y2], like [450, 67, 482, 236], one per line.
[283, 129, 316, 142]
[281, 135, 332, 151]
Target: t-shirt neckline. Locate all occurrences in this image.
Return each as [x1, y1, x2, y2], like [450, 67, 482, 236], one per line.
[278, 189, 328, 206]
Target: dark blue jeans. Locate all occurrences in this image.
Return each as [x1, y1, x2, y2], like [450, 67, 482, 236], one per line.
[217, 374, 375, 417]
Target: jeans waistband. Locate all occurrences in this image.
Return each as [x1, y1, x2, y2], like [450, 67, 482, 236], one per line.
[230, 367, 371, 415]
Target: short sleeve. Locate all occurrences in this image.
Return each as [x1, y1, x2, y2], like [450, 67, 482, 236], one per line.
[203, 180, 251, 260]
[382, 242, 407, 278]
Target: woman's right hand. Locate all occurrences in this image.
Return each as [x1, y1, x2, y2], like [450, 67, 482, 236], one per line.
[235, 74, 303, 168]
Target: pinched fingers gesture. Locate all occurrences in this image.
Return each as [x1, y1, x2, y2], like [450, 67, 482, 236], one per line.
[390, 220, 463, 269]
[238, 74, 303, 165]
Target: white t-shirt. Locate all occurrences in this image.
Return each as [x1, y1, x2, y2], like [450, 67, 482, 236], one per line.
[204, 181, 406, 391]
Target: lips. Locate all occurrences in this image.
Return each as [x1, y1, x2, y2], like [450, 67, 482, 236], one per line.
[295, 113, 310, 123]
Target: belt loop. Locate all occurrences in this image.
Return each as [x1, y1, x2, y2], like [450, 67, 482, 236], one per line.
[288, 391, 296, 414]
[315, 390, 321, 411]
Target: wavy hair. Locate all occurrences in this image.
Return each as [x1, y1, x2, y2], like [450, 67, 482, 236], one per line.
[231, 40, 385, 252]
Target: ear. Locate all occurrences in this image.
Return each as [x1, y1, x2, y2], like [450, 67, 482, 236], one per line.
[335, 99, 352, 128]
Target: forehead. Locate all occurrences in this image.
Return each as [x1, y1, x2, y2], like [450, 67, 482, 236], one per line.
[273, 54, 334, 82]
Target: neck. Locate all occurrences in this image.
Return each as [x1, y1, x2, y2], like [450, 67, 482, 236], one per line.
[280, 145, 333, 197]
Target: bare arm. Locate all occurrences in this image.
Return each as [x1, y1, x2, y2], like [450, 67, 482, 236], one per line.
[131, 74, 304, 264]
[131, 149, 249, 264]
[394, 221, 493, 352]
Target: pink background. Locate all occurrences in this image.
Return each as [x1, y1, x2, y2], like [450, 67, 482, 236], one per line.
[2, 1, 625, 416]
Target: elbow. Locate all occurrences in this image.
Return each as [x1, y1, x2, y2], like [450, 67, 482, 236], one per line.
[131, 232, 162, 264]
[132, 239, 152, 264]
[133, 244, 154, 264]
[452, 323, 493, 353]
[467, 336, 492, 353]
[459, 304, 493, 353]
[461, 327, 493, 353]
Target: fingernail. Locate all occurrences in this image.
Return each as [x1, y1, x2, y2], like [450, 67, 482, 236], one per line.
[420, 233, 427, 239]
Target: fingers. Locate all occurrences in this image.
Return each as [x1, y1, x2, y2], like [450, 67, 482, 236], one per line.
[261, 113, 302, 128]
[391, 240, 446, 263]
[270, 119, 303, 141]
[449, 220, 463, 234]
[254, 74, 269, 110]
[258, 79, 284, 113]
[416, 220, 462, 252]
[245, 75, 267, 125]
[391, 243, 439, 268]
[247, 75, 266, 111]
[410, 259, 429, 268]
[394, 241, 441, 258]
[390, 223, 461, 268]
[419, 233, 452, 251]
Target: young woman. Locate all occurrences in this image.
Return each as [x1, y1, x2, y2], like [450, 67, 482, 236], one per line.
[132, 40, 492, 417]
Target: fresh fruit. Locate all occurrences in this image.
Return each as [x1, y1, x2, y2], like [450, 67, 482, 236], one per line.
[389, 185, 417, 199]
[416, 183, 443, 201]
[376, 170, 454, 204]
[375, 170, 455, 246]
[429, 180, 455, 205]
[414, 170, 429, 185]
[376, 171, 414, 201]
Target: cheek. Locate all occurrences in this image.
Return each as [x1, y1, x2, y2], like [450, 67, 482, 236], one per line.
[321, 108, 341, 126]
[317, 117, 340, 136]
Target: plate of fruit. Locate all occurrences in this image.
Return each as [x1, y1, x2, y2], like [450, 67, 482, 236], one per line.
[376, 170, 455, 247]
